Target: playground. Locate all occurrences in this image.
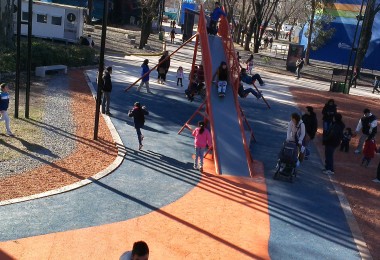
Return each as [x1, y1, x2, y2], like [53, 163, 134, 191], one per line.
[0, 7, 379, 260]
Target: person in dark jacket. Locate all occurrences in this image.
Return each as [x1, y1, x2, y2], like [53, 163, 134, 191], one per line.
[302, 106, 318, 140]
[323, 113, 345, 175]
[322, 99, 337, 136]
[158, 51, 171, 83]
[212, 61, 229, 96]
[128, 102, 149, 150]
[102, 66, 112, 115]
[354, 108, 377, 154]
[240, 68, 265, 86]
[302, 106, 318, 159]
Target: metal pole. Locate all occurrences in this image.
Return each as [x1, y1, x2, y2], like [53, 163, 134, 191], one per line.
[94, 0, 109, 140]
[348, 0, 368, 94]
[344, 0, 365, 91]
[25, 0, 33, 118]
[15, 0, 22, 118]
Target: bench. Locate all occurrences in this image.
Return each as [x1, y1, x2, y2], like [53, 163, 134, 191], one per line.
[35, 65, 67, 77]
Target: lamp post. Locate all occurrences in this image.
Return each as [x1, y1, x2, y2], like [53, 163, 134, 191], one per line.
[344, 0, 365, 94]
[15, 0, 22, 118]
[93, 0, 109, 140]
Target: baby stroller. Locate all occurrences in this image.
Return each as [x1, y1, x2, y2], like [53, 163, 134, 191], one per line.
[273, 141, 299, 182]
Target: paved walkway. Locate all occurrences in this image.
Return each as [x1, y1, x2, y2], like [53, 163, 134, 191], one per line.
[0, 43, 370, 259]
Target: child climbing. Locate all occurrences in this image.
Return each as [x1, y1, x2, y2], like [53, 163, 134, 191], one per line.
[192, 121, 212, 172]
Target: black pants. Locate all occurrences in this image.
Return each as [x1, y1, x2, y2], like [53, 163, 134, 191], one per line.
[252, 74, 264, 85]
[372, 86, 380, 93]
[241, 88, 260, 98]
[209, 20, 217, 35]
[377, 161, 380, 180]
[177, 78, 183, 86]
[340, 140, 349, 152]
[324, 145, 336, 171]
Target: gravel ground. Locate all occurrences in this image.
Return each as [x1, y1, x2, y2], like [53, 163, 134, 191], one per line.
[0, 76, 76, 178]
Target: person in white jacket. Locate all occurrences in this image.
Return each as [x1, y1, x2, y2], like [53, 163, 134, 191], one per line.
[286, 112, 306, 146]
[176, 66, 184, 87]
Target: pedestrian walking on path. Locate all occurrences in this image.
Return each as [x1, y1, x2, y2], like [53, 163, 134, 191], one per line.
[128, 102, 149, 150]
[192, 121, 212, 172]
[322, 99, 337, 136]
[286, 113, 306, 164]
[0, 83, 14, 136]
[302, 106, 318, 159]
[120, 241, 149, 260]
[322, 113, 345, 175]
[340, 127, 352, 153]
[246, 54, 254, 75]
[170, 28, 176, 44]
[372, 76, 380, 94]
[361, 138, 377, 167]
[354, 108, 377, 154]
[137, 59, 153, 93]
[295, 58, 304, 79]
[102, 66, 113, 116]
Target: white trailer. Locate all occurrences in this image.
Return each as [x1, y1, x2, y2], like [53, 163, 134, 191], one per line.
[15, 0, 85, 43]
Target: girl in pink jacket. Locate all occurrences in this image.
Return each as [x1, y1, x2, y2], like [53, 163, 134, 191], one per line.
[192, 121, 212, 172]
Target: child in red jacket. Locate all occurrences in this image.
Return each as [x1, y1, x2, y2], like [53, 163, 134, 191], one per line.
[362, 138, 377, 167]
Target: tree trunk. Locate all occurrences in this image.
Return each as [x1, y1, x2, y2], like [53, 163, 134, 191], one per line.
[354, 0, 376, 71]
[235, 24, 242, 43]
[0, 0, 15, 50]
[139, 16, 152, 49]
[244, 21, 254, 51]
[304, 0, 316, 65]
[85, 0, 93, 24]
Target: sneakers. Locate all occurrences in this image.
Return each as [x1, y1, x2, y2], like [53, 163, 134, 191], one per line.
[323, 169, 335, 175]
[6, 132, 15, 137]
[141, 135, 144, 141]
[139, 144, 143, 150]
[354, 149, 361, 154]
[193, 165, 198, 170]
[260, 82, 266, 87]
[372, 179, 380, 183]
[199, 166, 203, 172]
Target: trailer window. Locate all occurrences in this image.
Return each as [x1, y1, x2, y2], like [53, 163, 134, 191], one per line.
[37, 14, 47, 23]
[22, 12, 29, 21]
[51, 16, 62, 26]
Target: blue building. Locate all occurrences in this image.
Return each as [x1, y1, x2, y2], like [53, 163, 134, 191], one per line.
[300, 0, 380, 70]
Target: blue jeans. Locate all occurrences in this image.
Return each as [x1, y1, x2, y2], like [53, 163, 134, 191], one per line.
[194, 147, 205, 167]
[101, 91, 111, 113]
[325, 145, 336, 171]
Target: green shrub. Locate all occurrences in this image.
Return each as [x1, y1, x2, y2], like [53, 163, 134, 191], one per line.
[0, 39, 97, 72]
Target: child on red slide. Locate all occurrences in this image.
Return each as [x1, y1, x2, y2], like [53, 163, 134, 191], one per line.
[213, 61, 229, 97]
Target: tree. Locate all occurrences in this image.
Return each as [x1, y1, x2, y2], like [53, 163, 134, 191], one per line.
[0, 0, 15, 50]
[245, 0, 280, 53]
[354, 0, 380, 71]
[139, 0, 161, 49]
[303, 13, 335, 50]
[272, 0, 304, 40]
[304, 0, 335, 64]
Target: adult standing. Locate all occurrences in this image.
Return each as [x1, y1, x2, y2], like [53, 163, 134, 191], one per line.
[322, 99, 337, 136]
[302, 106, 318, 158]
[323, 113, 345, 175]
[295, 58, 304, 79]
[354, 108, 378, 154]
[102, 66, 113, 116]
[158, 51, 170, 83]
[128, 102, 149, 150]
[137, 59, 152, 93]
[286, 112, 306, 147]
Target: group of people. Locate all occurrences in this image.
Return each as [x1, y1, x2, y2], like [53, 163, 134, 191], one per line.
[286, 99, 379, 182]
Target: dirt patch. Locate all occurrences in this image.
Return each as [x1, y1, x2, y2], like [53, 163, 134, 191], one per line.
[289, 87, 380, 259]
[0, 70, 118, 201]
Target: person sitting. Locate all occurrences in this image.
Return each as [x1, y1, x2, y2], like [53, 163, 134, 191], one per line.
[240, 68, 265, 86]
[186, 65, 205, 101]
[238, 82, 262, 99]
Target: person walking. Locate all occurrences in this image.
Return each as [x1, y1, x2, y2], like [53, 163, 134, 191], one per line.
[295, 58, 304, 79]
[192, 121, 212, 172]
[354, 108, 377, 154]
[170, 28, 176, 44]
[0, 83, 14, 136]
[137, 59, 152, 93]
[246, 54, 254, 75]
[372, 76, 380, 94]
[176, 66, 184, 87]
[101, 66, 113, 116]
[322, 113, 345, 175]
[208, 2, 226, 35]
[361, 138, 377, 167]
[322, 99, 337, 136]
[128, 102, 149, 150]
[286, 112, 306, 165]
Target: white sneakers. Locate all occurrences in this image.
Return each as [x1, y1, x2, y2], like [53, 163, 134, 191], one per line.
[323, 169, 335, 175]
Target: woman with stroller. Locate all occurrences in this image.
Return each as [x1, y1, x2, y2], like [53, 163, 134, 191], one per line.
[286, 113, 306, 165]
